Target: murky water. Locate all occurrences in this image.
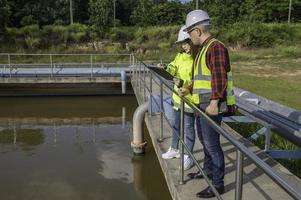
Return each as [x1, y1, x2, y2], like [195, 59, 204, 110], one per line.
[0, 96, 172, 200]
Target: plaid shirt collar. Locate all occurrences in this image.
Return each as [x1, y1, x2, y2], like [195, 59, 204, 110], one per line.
[201, 36, 213, 47]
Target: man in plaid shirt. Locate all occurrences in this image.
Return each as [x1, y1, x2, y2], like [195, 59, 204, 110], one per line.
[179, 10, 236, 198]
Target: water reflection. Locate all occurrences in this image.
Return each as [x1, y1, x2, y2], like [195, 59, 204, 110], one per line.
[0, 129, 44, 151]
[96, 128, 133, 184]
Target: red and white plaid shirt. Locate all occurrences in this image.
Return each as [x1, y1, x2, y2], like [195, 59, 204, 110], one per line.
[202, 37, 236, 113]
[203, 37, 230, 100]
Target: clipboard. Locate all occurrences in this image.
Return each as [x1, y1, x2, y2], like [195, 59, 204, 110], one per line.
[146, 66, 175, 81]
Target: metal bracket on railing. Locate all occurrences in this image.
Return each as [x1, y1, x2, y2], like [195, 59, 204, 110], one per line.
[248, 124, 273, 143]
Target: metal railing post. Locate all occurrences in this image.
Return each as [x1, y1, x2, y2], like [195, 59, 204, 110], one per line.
[8, 54, 11, 78]
[264, 125, 272, 152]
[13, 123, 17, 145]
[179, 99, 185, 184]
[130, 54, 132, 77]
[235, 150, 244, 200]
[133, 58, 135, 83]
[149, 72, 153, 116]
[92, 121, 96, 143]
[139, 62, 142, 93]
[50, 54, 53, 77]
[158, 81, 164, 142]
[53, 122, 57, 144]
[133, 58, 137, 85]
[129, 54, 132, 67]
[143, 65, 146, 101]
[135, 60, 137, 86]
[90, 54, 93, 78]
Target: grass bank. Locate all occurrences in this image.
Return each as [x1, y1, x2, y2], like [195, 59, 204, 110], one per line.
[231, 46, 301, 110]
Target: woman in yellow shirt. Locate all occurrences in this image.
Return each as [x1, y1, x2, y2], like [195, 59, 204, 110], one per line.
[160, 25, 197, 170]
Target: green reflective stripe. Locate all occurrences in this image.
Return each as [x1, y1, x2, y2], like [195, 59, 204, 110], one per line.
[227, 76, 233, 81]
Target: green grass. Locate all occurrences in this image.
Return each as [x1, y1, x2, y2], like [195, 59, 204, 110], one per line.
[234, 74, 301, 110]
[230, 45, 301, 110]
[230, 45, 301, 62]
[227, 46, 301, 178]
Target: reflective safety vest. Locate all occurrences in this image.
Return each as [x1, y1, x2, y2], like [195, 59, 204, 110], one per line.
[192, 39, 235, 106]
[165, 52, 197, 113]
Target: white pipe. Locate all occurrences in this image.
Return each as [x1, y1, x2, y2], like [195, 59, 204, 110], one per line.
[131, 101, 148, 155]
[121, 70, 126, 94]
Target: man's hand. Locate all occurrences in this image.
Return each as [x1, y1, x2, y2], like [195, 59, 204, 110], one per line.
[178, 87, 190, 97]
[205, 99, 219, 116]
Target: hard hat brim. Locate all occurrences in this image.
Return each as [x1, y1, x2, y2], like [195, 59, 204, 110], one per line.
[184, 20, 210, 32]
[175, 38, 190, 44]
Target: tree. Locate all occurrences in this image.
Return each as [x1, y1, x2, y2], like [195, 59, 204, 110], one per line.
[130, 0, 155, 26]
[115, 0, 137, 26]
[8, 0, 69, 27]
[74, 0, 89, 24]
[89, 0, 113, 36]
[0, 0, 10, 33]
[194, 0, 244, 25]
[239, 0, 271, 22]
[151, 1, 185, 25]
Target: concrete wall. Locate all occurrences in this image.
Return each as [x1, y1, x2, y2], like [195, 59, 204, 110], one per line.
[0, 77, 133, 96]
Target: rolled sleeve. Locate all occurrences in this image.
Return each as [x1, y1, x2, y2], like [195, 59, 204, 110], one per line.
[206, 42, 230, 100]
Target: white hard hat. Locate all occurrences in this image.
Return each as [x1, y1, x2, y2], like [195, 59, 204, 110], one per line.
[176, 25, 190, 43]
[184, 9, 210, 32]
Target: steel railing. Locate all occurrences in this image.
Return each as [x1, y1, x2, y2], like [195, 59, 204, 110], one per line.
[130, 55, 301, 200]
[0, 53, 133, 78]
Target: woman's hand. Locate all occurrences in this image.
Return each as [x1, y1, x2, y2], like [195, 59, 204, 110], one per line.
[157, 63, 165, 69]
[178, 87, 190, 97]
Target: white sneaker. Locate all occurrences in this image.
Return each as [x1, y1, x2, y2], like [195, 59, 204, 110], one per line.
[184, 155, 194, 170]
[162, 147, 180, 159]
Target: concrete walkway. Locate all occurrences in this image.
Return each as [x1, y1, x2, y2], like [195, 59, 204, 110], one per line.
[131, 76, 301, 200]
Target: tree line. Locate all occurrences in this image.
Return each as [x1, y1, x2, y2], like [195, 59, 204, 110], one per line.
[0, 0, 301, 51]
[1, 0, 301, 29]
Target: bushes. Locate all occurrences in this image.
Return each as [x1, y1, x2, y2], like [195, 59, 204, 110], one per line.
[1, 23, 301, 53]
[42, 23, 89, 48]
[3, 24, 90, 50]
[220, 22, 275, 47]
[220, 22, 301, 48]
[108, 27, 135, 42]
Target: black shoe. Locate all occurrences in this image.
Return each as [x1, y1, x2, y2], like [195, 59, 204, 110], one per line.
[196, 186, 225, 198]
[187, 171, 212, 180]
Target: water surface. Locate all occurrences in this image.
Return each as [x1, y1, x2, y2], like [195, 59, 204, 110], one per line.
[0, 96, 171, 200]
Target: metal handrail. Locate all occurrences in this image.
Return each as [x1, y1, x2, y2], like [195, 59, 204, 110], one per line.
[131, 55, 301, 200]
[0, 53, 133, 78]
[0, 53, 131, 56]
